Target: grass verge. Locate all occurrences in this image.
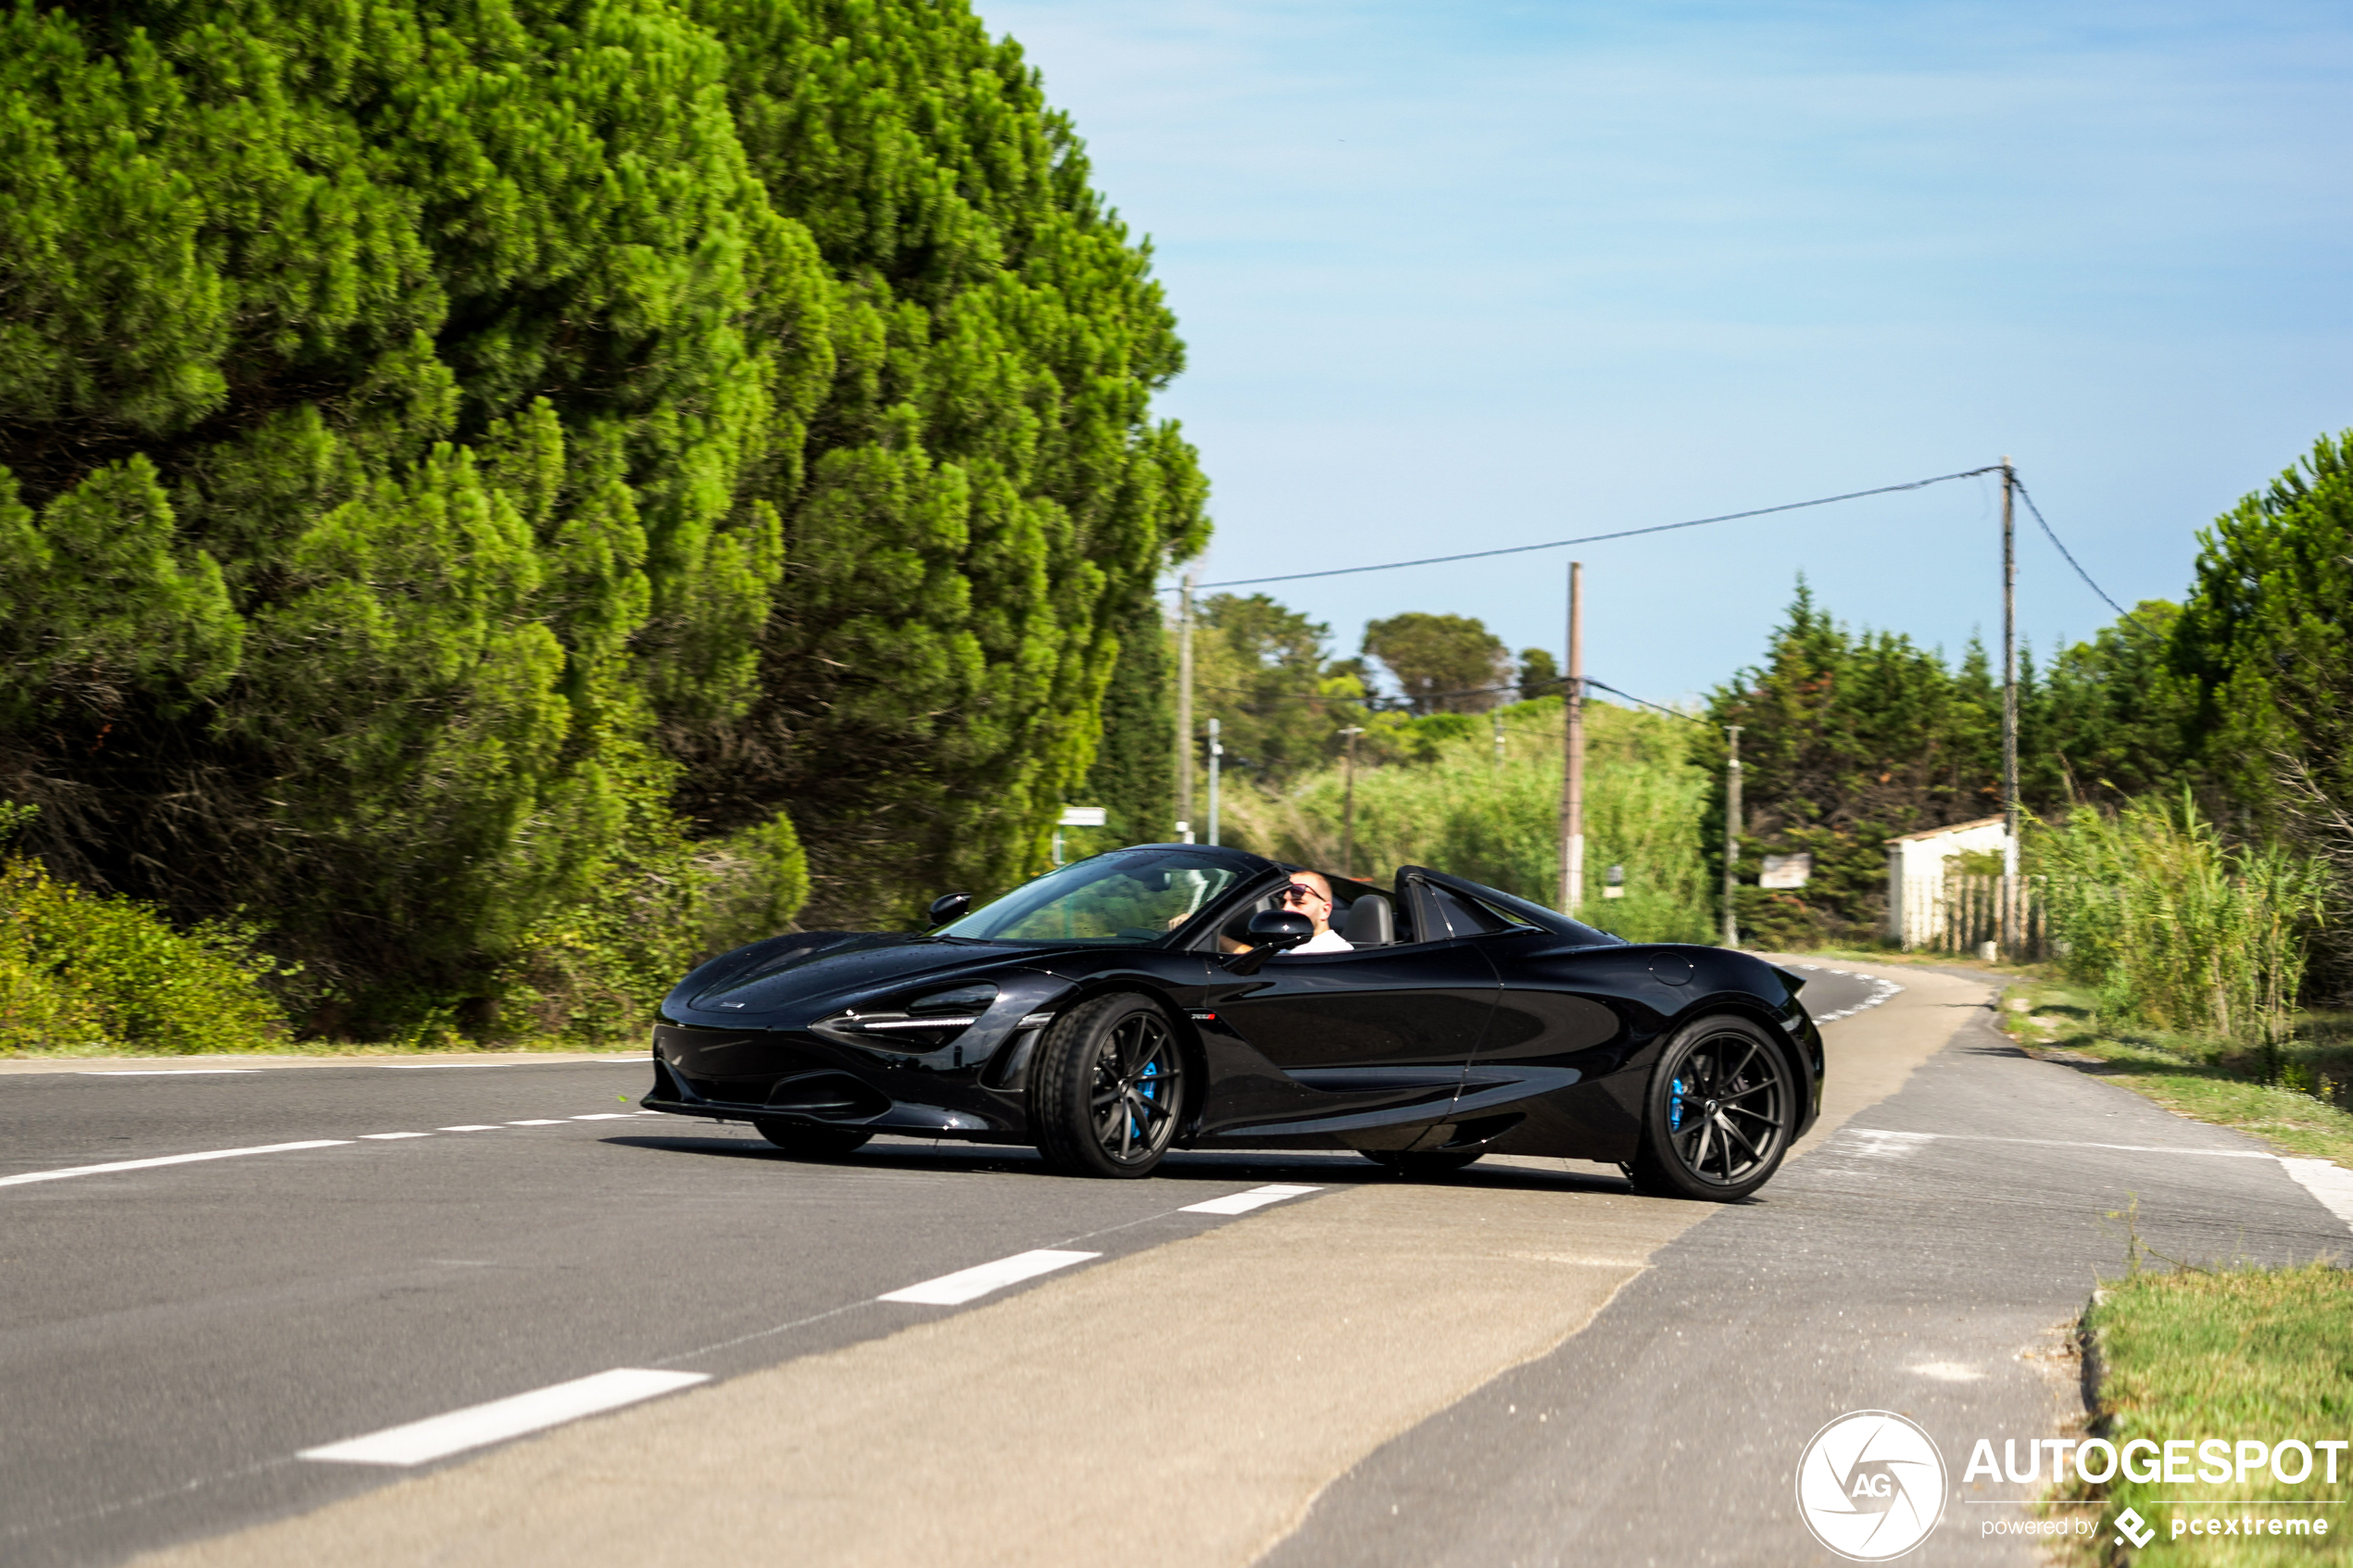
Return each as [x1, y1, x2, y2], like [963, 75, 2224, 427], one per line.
[2049, 1265, 2353, 1565]
[1996, 977, 2353, 1173]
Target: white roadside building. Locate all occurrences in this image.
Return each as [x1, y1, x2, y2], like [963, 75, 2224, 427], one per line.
[1884, 815, 2012, 949]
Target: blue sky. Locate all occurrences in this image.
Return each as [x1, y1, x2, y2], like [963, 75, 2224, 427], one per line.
[982, 0, 2353, 702]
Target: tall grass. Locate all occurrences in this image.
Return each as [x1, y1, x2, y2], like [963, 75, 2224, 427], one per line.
[2039, 792, 2328, 1051]
[1220, 697, 1716, 944]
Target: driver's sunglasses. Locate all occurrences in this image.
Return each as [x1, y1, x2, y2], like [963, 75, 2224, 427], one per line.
[1279, 884, 1327, 905]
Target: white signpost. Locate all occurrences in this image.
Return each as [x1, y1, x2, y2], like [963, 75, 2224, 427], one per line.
[1052, 806, 1106, 865]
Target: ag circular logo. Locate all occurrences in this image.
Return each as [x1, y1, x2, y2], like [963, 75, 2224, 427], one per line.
[1794, 1410, 1947, 1561]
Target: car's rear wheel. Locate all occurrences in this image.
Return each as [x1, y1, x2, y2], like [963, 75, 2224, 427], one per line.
[1628, 1015, 1794, 1201]
[1030, 993, 1184, 1177]
[751, 1119, 874, 1160]
[1360, 1148, 1483, 1177]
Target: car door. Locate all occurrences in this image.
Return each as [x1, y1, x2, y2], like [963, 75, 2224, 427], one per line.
[1192, 873, 1500, 1138]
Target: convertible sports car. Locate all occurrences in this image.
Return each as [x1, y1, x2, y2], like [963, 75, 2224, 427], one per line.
[643, 845, 1823, 1200]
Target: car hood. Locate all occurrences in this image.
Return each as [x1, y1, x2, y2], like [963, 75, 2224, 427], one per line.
[682, 933, 1060, 1019]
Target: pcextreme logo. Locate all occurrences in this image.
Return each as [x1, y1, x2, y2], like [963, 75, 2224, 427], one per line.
[1795, 1411, 1948, 1561]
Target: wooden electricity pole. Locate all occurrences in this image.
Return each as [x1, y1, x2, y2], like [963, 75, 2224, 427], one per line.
[1723, 724, 1743, 948]
[1340, 725, 1365, 877]
[1558, 560, 1586, 914]
[2000, 457, 2020, 956]
[1205, 716, 1222, 847]
[1176, 571, 1195, 842]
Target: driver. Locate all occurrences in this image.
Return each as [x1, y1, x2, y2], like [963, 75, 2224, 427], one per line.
[1277, 870, 1353, 954]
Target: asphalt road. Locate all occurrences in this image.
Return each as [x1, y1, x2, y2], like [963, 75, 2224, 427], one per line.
[1266, 966, 2353, 1567]
[4, 965, 2347, 1568]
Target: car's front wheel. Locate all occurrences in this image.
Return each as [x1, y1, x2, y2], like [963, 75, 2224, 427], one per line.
[1627, 1015, 1795, 1201]
[1030, 993, 1185, 1177]
[751, 1119, 874, 1160]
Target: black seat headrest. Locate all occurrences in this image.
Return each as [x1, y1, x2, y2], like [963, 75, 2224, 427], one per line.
[1340, 893, 1394, 947]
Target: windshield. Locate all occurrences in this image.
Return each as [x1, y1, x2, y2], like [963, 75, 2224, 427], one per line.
[939, 850, 1246, 944]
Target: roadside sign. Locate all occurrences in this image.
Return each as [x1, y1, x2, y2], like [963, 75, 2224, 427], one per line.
[1057, 806, 1107, 827]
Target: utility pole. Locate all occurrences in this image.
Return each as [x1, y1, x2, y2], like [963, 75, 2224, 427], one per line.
[1492, 711, 1504, 769]
[1205, 717, 1222, 847]
[1723, 724, 1743, 948]
[1999, 457, 2020, 957]
[1175, 571, 1195, 842]
[1340, 725, 1365, 877]
[1558, 560, 1586, 914]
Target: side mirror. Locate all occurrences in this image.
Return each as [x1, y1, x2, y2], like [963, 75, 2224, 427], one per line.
[1247, 909, 1315, 949]
[926, 892, 973, 927]
[1223, 909, 1314, 974]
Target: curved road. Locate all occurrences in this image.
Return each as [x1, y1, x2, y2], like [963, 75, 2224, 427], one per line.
[3, 965, 2346, 1566]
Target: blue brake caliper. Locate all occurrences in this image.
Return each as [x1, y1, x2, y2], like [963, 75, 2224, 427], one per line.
[1668, 1075, 1688, 1134]
[1132, 1059, 1160, 1140]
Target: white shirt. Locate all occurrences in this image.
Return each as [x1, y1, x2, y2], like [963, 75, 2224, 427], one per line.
[1289, 928, 1354, 954]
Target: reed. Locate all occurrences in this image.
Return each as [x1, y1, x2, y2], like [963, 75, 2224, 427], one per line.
[2038, 792, 2328, 1055]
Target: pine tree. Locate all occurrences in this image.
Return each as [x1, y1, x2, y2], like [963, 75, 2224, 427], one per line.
[0, 0, 1206, 1013]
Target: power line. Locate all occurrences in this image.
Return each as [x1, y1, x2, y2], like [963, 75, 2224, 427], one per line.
[2007, 476, 2129, 619]
[1581, 678, 1710, 726]
[1166, 465, 2004, 591]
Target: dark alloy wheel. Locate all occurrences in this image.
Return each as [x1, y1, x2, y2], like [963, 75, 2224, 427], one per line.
[1627, 1015, 1794, 1201]
[751, 1119, 874, 1160]
[1360, 1148, 1483, 1178]
[1031, 993, 1185, 1177]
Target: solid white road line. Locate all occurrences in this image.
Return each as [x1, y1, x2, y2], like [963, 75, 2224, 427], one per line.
[75, 1069, 263, 1075]
[0, 1140, 351, 1188]
[571, 1113, 635, 1121]
[2280, 1159, 2353, 1233]
[359, 1133, 432, 1141]
[878, 1248, 1101, 1306]
[298, 1369, 710, 1467]
[1848, 1127, 2277, 1159]
[1179, 1184, 1324, 1216]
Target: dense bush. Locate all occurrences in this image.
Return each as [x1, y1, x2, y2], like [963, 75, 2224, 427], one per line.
[0, 853, 288, 1054]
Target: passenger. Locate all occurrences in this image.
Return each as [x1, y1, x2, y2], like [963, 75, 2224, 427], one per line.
[1277, 870, 1354, 954]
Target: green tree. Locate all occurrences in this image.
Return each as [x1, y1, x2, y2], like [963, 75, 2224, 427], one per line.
[1078, 598, 1175, 847]
[1516, 647, 1561, 701]
[2175, 432, 2353, 825]
[1706, 581, 2006, 945]
[2026, 601, 2200, 806]
[0, 0, 1206, 1021]
[1362, 612, 1510, 714]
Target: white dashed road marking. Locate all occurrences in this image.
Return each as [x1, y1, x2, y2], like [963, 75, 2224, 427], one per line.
[878, 1248, 1101, 1306]
[507, 1120, 564, 1126]
[298, 1368, 709, 1467]
[359, 1133, 432, 1141]
[1811, 968, 1903, 1024]
[1179, 1184, 1323, 1215]
[439, 1124, 502, 1132]
[0, 1140, 351, 1188]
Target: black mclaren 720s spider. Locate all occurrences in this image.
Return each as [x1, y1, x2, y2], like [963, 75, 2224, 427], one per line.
[643, 845, 1822, 1200]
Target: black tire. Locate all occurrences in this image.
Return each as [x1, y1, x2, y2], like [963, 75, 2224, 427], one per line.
[1360, 1148, 1483, 1178]
[751, 1119, 874, 1160]
[1030, 993, 1185, 1177]
[1627, 1015, 1795, 1201]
